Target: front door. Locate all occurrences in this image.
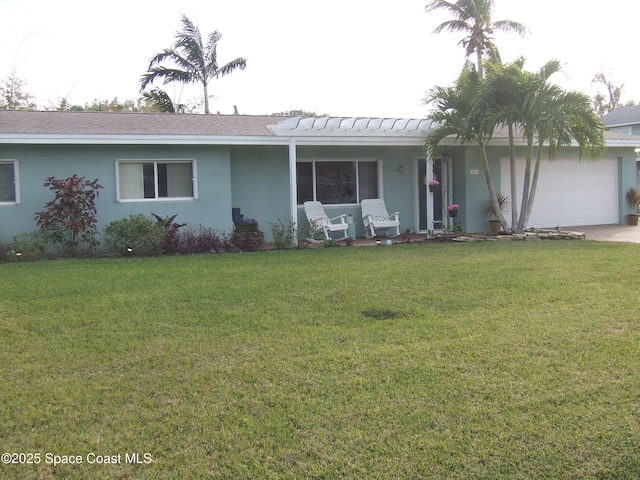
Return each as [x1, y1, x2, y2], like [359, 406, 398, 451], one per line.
[417, 156, 452, 232]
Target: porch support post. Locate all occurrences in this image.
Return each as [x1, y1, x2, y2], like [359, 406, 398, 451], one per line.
[289, 137, 298, 245]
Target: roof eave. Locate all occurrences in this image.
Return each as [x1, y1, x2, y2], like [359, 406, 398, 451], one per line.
[0, 134, 291, 146]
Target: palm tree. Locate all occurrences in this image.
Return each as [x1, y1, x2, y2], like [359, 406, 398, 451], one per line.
[480, 59, 527, 230]
[425, 63, 508, 229]
[141, 87, 183, 113]
[425, 0, 526, 78]
[519, 80, 606, 230]
[140, 15, 247, 114]
[478, 59, 606, 232]
[426, 60, 606, 233]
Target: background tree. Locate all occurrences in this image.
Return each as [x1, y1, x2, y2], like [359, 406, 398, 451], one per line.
[271, 110, 325, 117]
[591, 71, 636, 115]
[0, 68, 37, 110]
[425, 0, 526, 78]
[140, 14, 247, 114]
[49, 97, 142, 112]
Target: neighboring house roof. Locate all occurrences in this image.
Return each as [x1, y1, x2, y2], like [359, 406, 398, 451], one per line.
[1, 110, 639, 148]
[602, 105, 640, 128]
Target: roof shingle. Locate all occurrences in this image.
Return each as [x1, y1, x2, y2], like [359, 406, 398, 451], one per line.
[0, 110, 286, 136]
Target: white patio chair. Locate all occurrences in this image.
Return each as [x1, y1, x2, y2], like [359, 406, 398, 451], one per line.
[361, 198, 400, 239]
[303, 201, 349, 243]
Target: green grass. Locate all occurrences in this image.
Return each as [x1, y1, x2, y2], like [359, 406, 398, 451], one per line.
[1, 241, 640, 479]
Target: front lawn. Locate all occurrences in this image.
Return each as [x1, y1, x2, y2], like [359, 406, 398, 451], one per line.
[1, 241, 639, 479]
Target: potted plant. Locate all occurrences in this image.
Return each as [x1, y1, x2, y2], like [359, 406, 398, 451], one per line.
[232, 217, 265, 251]
[483, 193, 510, 234]
[447, 204, 459, 218]
[427, 179, 439, 192]
[626, 187, 640, 225]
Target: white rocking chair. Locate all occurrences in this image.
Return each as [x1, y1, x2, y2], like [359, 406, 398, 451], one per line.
[303, 201, 349, 243]
[361, 198, 400, 239]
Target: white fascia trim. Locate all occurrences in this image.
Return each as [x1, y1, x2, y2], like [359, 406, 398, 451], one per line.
[604, 139, 640, 147]
[471, 137, 640, 149]
[293, 136, 426, 147]
[0, 134, 291, 146]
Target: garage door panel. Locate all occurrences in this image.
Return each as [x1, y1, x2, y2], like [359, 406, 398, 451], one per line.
[500, 157, 618, 227]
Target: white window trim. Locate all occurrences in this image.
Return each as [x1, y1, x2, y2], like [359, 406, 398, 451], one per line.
[0, 160, 20, 206]
[115, 159, 198, 202]
[297, 158, 382, 206]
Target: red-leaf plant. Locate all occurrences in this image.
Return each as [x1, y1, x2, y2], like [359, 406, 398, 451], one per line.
[34, 175, 103, 256]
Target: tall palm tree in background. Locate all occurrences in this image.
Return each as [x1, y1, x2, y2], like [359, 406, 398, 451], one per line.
[425, 0, 526, 78]
[140, 14, 247, 114]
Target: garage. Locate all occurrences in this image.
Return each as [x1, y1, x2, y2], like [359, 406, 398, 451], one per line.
[500, 157, 618, 228]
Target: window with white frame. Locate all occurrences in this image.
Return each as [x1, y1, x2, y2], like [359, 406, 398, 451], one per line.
[297, 159, 380, 205]
[117, 160, 197, 201]
[0, 160, 19, 205]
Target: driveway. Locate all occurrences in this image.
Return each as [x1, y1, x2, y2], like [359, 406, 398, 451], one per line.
[561, 224, 640, 243]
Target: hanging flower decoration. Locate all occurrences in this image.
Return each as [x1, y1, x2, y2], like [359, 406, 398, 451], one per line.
[426, 178, 440, 192]
[447, 204, 459, 217]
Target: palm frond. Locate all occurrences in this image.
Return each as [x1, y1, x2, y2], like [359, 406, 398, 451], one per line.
[215, 57, 248, 78]
[141, 88, 176, 113]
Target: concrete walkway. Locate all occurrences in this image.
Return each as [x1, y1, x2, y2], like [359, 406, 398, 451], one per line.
[560, 224, 640, 243]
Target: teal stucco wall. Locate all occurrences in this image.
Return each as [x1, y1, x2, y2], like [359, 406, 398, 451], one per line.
[294, 145, 423, 238]
[0, 144, 233, 246]
[454, 144, 639, 232]
[230, 145, 291, 242]
[3, 140, 636, 250]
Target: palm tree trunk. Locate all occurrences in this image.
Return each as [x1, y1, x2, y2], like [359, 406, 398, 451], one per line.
[523, 137, 544, 228]
[508, 123, 518, 233]
[516, 133, 534, 233]
[203, 81, 210, 114]
[481, 143, 508, 228]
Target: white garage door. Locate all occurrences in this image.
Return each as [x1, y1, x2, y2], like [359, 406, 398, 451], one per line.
[500, 157, 618, 228]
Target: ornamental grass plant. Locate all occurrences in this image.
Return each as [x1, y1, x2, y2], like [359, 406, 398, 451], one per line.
[1, 241, 639, 479]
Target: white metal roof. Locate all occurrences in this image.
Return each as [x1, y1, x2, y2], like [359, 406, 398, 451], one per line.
[269, 116, 434, 137]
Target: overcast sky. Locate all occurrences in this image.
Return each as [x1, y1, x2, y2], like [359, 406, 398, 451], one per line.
[1, 0, 638, 118]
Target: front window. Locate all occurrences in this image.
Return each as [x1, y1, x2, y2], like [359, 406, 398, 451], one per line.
[117, 160, 197, 201]
[0, 161, 19, 205]
[297, 159, 380, 204]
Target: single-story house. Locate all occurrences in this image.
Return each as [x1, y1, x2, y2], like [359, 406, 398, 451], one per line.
[603, 105, 640, 136]
[1, 110, 639, 246]
[603, 105, 640, 186]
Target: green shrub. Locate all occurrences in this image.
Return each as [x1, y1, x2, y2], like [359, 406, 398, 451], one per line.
[10, 231, 47, 261]
[103, 214, 165, 256]
[270, 219, 296, 250]
[0, 239, 12, 262]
